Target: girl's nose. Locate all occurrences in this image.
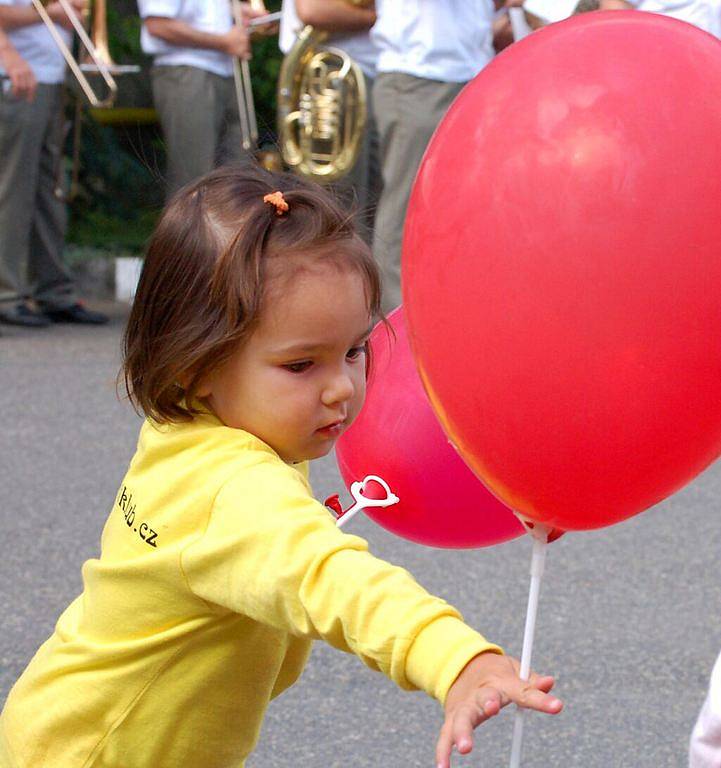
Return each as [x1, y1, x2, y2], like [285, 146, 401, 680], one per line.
[322, 371, 355, 405]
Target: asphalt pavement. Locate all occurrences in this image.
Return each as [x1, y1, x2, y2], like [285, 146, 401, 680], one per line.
[1, 302, 719, 767]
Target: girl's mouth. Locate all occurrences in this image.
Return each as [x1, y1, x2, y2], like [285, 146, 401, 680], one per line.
[316, 420, 346, 437]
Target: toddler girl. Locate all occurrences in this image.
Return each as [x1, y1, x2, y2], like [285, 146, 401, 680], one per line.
[0, 165, 562, 768]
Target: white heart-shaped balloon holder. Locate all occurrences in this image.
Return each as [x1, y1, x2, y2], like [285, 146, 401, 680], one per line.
[334, 475, 400, 529]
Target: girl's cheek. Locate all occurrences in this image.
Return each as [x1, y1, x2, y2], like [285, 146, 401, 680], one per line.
[355, 385, 367, 409]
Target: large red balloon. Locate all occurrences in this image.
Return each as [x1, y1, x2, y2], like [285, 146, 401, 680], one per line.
[403, 12, 721, 531]
[336, 309, 523, 548]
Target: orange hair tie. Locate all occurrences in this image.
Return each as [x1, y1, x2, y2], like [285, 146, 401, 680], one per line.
[263, 191, 289, 216]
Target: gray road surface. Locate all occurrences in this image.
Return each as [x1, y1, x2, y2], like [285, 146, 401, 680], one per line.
[1, 303, 719, 768]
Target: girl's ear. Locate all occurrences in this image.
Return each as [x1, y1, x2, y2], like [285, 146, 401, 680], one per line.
[177, 369, 212, 398]
[193, 375, 213, 399]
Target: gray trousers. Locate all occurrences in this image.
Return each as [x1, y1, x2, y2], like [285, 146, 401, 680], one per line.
[152, 65, 249, 196]
[0, 82, 76, 308]
[372, 72, 465, 312]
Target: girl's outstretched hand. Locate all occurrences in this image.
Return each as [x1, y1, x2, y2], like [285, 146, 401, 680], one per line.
[436, 652, 563, 768]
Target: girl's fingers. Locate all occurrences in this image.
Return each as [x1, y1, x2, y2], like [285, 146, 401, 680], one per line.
[450, 703, 478, 755]
[481, 672, 556, 711]
[436, 664, 562, 766]
[529, 673, 556, 694]
[476, 687, 502, 718]
[436, 689, 501, 767]
[447, 690, 504, 761]
[435, 720, 454, 768]
[510, 682, 563, 713]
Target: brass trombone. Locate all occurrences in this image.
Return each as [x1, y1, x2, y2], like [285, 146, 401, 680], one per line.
[231, 0, 258, 151]
[30, 0, 139, 198]
[30, 0, 120, 108]
[231, 0, 283, 170]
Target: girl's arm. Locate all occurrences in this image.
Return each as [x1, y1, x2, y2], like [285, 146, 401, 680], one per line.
[294, 0, 376, 32]
[181, 458, 562, 762]
[182, 460, 500, 698]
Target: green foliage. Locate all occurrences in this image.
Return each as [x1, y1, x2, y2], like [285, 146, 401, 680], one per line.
[249, 16, 283, 146]
[68, 209, 159, 253]
[66, 115, 165, 250]
[68, 1, 283, 253]
[108, 4, 146, 62]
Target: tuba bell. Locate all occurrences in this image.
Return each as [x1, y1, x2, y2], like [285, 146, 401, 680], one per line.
[277, 2, 371, 184]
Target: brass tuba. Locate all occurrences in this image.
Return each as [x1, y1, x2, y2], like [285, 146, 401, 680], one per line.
[277, 2, 371, 184]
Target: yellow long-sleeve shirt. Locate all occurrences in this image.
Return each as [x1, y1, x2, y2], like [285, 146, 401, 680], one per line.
[0, 412, 501, 768]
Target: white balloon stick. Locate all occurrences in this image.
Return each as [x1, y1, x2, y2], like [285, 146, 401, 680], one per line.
[509, 522, 550, 768]
[335, 475, 400, 529]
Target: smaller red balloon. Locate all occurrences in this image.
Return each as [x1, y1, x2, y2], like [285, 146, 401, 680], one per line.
[336, 308, 524, 548]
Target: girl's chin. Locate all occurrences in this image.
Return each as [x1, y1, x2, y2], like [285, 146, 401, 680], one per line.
[281, 442, 336, 465]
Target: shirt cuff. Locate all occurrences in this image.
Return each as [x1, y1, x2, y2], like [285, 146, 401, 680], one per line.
[405, 615, 503, 705]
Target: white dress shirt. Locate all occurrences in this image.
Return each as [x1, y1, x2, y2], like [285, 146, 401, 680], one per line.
[523, 0, 578, 23]
[371, 0, 495, 83]
[629, 0, 721, 36]
[279, 0, 377, 78]
[137, 0, 235, 77]
[0, 0, 70, 84]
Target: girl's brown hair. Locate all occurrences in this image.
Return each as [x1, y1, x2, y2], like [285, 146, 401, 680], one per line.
[122, 163, 382, 423]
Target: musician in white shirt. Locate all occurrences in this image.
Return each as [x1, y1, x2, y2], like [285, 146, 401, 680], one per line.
[599, 0, 721, 35]
[0, 0, 108, 327]
[137, 0, 260, 194]
[279, 0, 379, 241]
[370, 0, 496, 312]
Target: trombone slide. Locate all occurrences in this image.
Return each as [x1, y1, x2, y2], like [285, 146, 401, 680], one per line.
[231, 0, 259, 151]
[30, 0, 118, 107]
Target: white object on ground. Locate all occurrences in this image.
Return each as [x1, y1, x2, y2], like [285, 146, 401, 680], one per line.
[115, 256, 143, 303]
[690, 649, 721, 767]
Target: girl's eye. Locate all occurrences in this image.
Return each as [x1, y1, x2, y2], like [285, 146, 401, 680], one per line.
[346, 345, 367, 361]
[283, 361, 312, 374]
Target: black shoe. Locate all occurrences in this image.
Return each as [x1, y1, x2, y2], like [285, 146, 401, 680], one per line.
[0, 303, 51, 327]
[42, 302, 109, 325]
